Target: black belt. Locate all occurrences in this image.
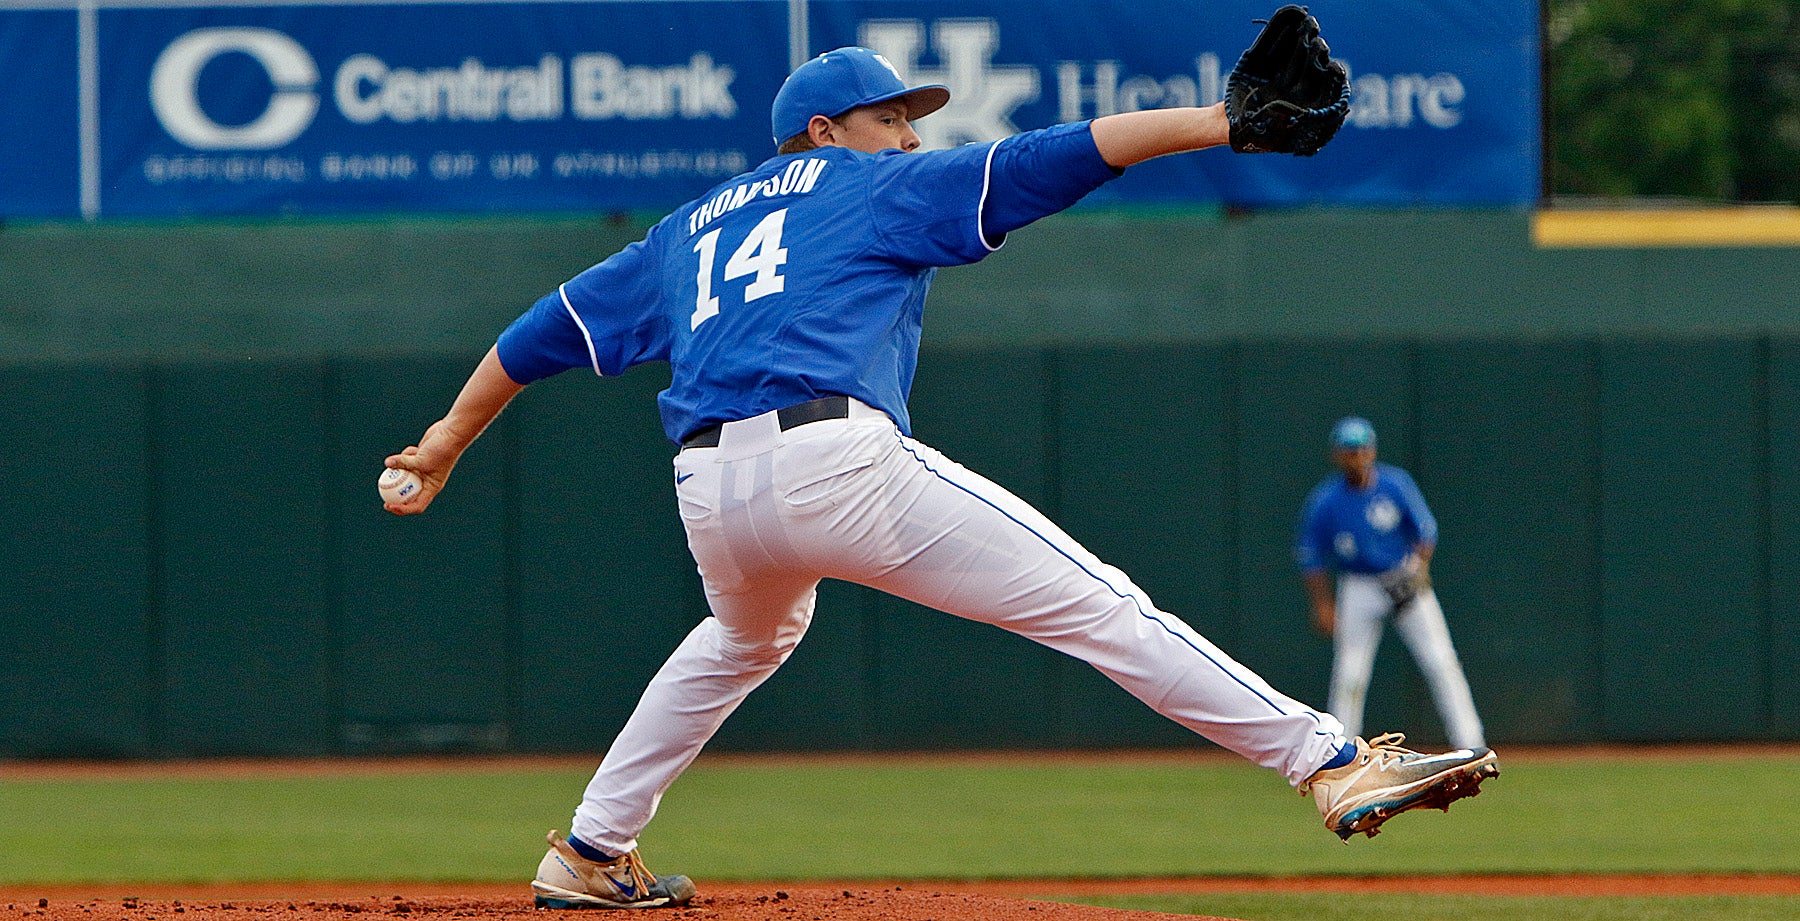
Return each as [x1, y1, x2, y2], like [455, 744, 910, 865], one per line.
[681, 395, 851, 449]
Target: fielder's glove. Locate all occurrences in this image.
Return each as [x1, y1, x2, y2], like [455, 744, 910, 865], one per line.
[1224, 5, 1352, 156]
[1378, 557, 1430, 610]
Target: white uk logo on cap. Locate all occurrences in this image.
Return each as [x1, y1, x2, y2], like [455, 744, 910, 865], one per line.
[871, 53, 904, 81]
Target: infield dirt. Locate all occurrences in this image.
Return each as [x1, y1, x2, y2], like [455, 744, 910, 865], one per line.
[6, 873, 1800, 921]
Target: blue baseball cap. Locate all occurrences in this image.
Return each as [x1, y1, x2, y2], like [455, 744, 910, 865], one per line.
[1330, 416, 1377, 449]
[770, 47, 950, 147]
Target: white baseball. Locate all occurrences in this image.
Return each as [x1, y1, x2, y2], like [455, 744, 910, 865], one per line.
[378, 466, 422, 503]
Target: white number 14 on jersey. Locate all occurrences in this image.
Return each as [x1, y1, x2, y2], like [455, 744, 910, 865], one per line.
[692, 208, 789, 330]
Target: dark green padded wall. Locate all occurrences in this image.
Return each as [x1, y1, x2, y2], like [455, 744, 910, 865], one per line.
[1768, 341, 1800, 731]
[0, 365, 154, 757]
[2, 339, 1796, 757]
[1596, 340, 1767, 740]
[1416, 342, 1603, 744]
[152, 363, 335, 755]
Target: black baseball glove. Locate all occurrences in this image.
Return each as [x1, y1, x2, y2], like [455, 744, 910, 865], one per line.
[1224, 5, 1352, 156]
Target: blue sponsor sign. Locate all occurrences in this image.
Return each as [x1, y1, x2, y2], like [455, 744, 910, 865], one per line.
[809, 0, 1541, 207]
[93, 1, 788, 217]
[1, 0, 1537, 218]
[1, 10, 84, 217]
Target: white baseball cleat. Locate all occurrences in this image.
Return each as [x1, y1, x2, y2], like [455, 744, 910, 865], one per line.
[533, 830, 698, 909]
[1301, 732, 1499, 841]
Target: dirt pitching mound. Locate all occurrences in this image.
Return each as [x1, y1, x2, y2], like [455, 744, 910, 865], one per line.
[9, 873, 1798, 921]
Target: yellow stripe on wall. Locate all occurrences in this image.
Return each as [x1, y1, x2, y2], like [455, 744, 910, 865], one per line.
[1534, 207, 1800, 248]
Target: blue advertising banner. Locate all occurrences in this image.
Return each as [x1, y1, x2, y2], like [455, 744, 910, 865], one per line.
[809, 0, 1541, 207]
[0, 0, 1537, 218]
[1, 10, 84, 216]
[62, 1, 791, 217]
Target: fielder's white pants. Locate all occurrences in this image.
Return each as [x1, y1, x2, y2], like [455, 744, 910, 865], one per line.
[571, 400, 1346, 855]
[1330, 573, 1486, 751]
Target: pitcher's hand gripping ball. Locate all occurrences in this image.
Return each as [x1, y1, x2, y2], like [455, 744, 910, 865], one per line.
[378, 466, 422, 504]
[1225, 4, 1352, 156]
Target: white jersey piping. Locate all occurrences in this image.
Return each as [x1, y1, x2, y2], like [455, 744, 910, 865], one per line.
[977, 139, 1006, 253]
[559, 283, 606, 377]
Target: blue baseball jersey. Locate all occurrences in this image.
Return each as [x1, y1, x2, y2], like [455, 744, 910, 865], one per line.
[1294, 462, 1438, 575]
[495, 122, 1119, 445]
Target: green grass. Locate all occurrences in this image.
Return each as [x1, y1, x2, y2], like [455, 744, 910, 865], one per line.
[1066, 894, 1800, 921]
[1, 752, 1794, 884]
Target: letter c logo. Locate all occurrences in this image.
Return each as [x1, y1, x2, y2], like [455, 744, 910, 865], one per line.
[150, 27, 320, 149]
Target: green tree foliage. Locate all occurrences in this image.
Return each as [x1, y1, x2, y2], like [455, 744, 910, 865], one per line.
[1548, 0, 1800, 202]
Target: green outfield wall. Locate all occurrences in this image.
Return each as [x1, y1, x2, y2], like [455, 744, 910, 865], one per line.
[3, 209, 1798, 758]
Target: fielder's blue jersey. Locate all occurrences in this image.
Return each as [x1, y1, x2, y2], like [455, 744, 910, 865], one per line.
[1294, 463, 1438, 575]
[495, 122, 1119, 445]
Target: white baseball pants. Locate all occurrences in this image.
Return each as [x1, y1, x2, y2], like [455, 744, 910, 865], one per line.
[570, 400, 1346, 855]
[1329, 573, 1486, 750]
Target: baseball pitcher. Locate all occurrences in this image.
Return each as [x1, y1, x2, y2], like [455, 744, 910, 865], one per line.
[384, 13, 1496, 910]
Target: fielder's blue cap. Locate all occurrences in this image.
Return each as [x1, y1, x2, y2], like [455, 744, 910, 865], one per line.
[770, 47, 950, 147]
[1330, 416, 1377, 449]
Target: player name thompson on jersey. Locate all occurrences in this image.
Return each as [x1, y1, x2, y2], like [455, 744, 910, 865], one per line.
[687, 158, 829, 236]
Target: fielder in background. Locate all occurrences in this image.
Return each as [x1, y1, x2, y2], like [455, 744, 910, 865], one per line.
[383, 18, 1496, 912]
[1295, 416, 1487, 750]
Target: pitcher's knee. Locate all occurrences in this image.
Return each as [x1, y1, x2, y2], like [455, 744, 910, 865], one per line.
[715, 635, 799, 670]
